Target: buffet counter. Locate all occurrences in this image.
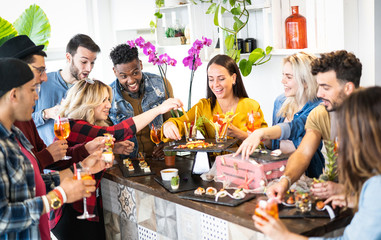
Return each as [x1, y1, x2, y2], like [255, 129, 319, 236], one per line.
[101, 155, 352, 240]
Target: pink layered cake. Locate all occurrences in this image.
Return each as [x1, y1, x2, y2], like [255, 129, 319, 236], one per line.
[215, 153, 288, 189]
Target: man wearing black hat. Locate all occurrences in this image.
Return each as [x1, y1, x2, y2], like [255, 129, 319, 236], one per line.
[0, 35, 105, 172]
[0, 58, 97, 240]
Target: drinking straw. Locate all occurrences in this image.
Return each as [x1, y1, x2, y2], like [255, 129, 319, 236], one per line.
[73, 163, 77, 178]
[193, 106, 198, 136]
[184, 122, 189, 137]
[58, 116, 64, 139]
[181, 106, 190, 121]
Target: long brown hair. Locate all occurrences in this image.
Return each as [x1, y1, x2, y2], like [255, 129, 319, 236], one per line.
[206, 54, 248, 111]
[337, 86, 381, 210]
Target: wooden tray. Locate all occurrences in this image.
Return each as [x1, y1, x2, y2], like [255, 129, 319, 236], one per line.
[118, 158, 155, 178]
[163, 139, 238, 153]
[179, 189, 257, 207]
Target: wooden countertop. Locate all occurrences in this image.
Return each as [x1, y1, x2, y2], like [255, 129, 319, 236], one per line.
[103, 155, 352, 237]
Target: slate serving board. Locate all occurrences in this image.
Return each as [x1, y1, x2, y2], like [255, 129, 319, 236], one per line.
[163, 139, 238, 153]
[179, 189, 257, 207]
[154, 172, 211, 193]
[278, 203, 339, 218]
[118, 158, 155, 178]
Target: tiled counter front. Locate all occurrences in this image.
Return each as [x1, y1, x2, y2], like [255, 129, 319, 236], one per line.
[101, 178, 267, 240]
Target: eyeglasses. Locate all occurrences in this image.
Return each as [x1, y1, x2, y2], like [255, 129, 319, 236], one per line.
[31, 65, 47, 77]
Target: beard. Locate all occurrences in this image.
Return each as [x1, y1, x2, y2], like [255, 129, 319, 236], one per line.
[323, 91, 347, 112]
[70, 61, 81, 80]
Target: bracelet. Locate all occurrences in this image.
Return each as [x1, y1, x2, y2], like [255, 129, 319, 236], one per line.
[41, 195, 50, 213]
[280, 175, 292, 189]
[55, 186, 67, 203]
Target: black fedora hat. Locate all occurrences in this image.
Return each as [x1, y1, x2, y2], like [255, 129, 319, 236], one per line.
[0, 35, 44, 59]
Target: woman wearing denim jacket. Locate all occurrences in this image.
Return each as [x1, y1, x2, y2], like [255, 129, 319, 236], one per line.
[235, 52, 324, 178]
[253, 87, 381, 240]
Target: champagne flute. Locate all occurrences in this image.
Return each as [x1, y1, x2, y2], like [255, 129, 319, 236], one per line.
[75, 168, 96, 219]
[54, 117, 71, 160]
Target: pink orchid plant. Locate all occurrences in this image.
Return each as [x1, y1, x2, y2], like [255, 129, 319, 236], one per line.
[183, 36, 212, 110]
[127, 37, 177, 100]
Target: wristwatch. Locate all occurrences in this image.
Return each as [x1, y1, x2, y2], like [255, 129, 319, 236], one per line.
[50, 195, 62, 210]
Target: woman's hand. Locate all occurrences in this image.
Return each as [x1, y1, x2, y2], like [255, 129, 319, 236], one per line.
[158, 98, 183, 115]
[325, 194, 355, 209]
[310, 181, 344, 199]
[82, 151, 113, 174]
[114, 140, 134, 155]
[85, 136, 106, 154]
[233, 129, 264, 160]
[47, 140, 68, 162]
[227, 124, 248, 140]
[253, 208, 306, 240]
[163, 122, 181, 140]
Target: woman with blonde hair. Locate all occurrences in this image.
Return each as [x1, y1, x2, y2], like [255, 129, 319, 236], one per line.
[254, 86, 381, 240]
[51, 79, 182, 240]
[235, 52, 324, 178]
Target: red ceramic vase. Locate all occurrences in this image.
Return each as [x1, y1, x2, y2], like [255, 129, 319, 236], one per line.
[285, 6, 307, 49]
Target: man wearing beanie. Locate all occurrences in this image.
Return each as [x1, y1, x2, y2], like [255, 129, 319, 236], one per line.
[0, 35, 105, 172]
[0, 58, 97, 240]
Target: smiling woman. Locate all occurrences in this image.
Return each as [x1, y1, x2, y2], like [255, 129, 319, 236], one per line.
[163, 54, 267, 142]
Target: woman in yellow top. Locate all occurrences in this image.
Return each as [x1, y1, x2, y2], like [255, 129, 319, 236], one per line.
[163, 54, 267, 141]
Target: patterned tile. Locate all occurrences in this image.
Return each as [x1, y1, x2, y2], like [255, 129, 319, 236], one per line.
[155, 197, 177, 239]
[138, 225, 157, 240]
[120, 218, 139, 240]
[118, 183, 137, 222]
[176, 205, 201, 240]
[227, 221, 268, 240]
[201, 213, 228, 240]
[101, 178, 121, 214]
[104, 210, 121, 240]
[136, 190, 157, 231]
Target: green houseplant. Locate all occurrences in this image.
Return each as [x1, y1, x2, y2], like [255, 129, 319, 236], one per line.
[0, 4, 51, 48]
[193, 0, 272, 76]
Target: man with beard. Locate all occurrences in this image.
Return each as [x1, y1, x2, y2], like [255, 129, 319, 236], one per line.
[109, 43, 173, 158]
[33, 34, 100, 145]
[266, 50, 362, 201]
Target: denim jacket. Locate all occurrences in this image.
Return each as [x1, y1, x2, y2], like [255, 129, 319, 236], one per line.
[272, 94, 325, 178]
[109, 72, 167, 157]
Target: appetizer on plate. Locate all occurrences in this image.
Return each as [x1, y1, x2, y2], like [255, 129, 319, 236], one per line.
[194, 187, 205, 195]
[205, 187, 217, 196]
[233, 188, 246, 199]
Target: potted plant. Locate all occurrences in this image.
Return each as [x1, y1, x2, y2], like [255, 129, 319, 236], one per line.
[171, 175, 180, 190]
[164, 151, 176, 166]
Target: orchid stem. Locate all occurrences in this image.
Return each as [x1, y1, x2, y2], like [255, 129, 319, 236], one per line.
[187, 56, 196, 111]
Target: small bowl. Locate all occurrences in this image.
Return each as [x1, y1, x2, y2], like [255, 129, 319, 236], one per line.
[160, 168, 179, 181]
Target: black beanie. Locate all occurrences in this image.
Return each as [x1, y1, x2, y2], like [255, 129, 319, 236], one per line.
[0, 58, 34, 97]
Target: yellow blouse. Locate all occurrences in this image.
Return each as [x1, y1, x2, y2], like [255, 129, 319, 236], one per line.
[164, 97, 268, 140]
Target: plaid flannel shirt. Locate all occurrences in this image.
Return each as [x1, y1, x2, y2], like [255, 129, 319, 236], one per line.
[0, 123, 43, 239]
[50, 117, 136, 228]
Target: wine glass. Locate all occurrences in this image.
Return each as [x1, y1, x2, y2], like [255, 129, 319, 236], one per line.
[75, 168, 96, 219]
[246, 111, 261, 134]
[150, 124, 163, 159]
[54, 117, 72, 160]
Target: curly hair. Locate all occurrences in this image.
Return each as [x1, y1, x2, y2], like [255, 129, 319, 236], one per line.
[59, 80, 112, 126]
[311, 50, 362, 87]
[109, 44, 139, 66]
[337, 86, 381, 211]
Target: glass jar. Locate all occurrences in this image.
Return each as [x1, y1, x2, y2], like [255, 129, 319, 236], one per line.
[285, 6, 307, 49]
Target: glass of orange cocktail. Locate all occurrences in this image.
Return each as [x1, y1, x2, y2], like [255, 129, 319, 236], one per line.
[76, 168, 96, 219]
[246, 111, 261, 134]
[254, 197, 279, 223]
[54, 117, 71, 160]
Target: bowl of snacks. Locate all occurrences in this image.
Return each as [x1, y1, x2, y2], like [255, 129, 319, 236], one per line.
[160, 168, 179, 181]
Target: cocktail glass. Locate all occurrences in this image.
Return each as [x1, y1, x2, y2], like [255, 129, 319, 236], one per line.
[54, 117, 71, 160]
[75, 168, 96, 219]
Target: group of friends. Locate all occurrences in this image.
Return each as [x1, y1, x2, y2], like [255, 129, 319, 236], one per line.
[0, 33, 380, 240]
